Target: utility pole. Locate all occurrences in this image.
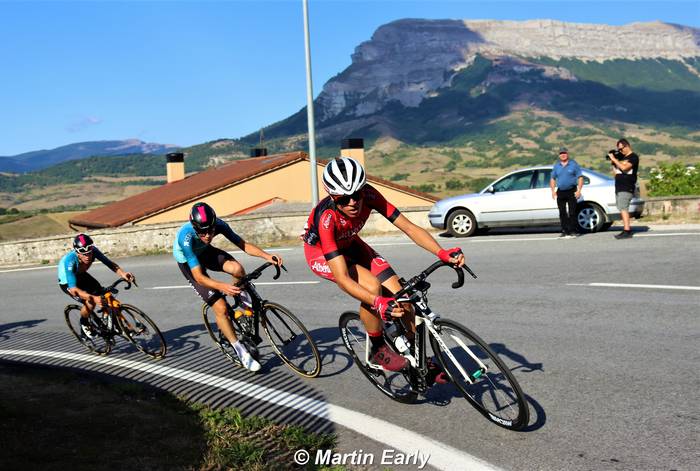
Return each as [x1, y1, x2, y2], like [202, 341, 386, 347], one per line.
[302, 0, 319, 205]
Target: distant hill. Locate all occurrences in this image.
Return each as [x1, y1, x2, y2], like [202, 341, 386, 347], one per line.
[2, 19, 700, 210]
[0, 139, 179, 173]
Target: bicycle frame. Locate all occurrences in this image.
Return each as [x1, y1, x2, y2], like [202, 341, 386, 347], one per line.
[364, 257, 486, 392]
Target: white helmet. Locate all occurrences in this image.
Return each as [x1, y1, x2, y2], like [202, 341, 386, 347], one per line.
[322, 157, 366, 196]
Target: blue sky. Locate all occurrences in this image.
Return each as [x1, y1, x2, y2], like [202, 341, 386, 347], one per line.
[1, 0, 698, 156]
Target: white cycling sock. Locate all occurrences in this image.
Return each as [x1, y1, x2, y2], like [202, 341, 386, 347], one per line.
[232, 341, 247, 358]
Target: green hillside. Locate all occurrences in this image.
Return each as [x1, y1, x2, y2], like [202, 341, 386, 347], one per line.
[2, 55, 699, 210]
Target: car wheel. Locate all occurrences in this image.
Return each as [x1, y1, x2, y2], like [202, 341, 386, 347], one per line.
[576, 205, 605, 233]
[447, 209, 477, 237]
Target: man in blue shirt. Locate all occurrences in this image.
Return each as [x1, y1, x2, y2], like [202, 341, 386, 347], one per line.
[549, 147, 584, 238]
[174, 202, 283, 372]
[58, 233, 134, 338]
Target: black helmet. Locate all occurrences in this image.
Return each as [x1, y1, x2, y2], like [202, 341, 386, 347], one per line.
[190, 202, 217, 233]
[73, 233, 94, 254]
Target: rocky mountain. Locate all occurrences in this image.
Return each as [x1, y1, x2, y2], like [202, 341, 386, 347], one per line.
[0, 139, 179, 173]
[257, 19, 700, 148]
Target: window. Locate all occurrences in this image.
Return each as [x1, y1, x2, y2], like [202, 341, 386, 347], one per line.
[534, 169, 552, 189]
[492, 171, 535, 192]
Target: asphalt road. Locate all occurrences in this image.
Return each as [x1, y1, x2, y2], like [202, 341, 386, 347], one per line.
[1, 225, 699, 470]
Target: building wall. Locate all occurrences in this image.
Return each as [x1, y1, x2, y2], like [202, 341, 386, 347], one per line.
[0, 209, 434, 267]
[136, 160, 434, 226]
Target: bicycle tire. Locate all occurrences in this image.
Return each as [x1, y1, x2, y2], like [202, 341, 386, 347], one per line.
[339, 311, 417, 404]
[260, 301, 321, 378]
[202, 303, 246, 367]
[118, 304, 167, 359]
[64, 305, 112, 355]
[429, 318, 529, 430]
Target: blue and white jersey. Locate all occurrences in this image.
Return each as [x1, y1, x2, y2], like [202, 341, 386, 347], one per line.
[172, 218, 243, 269]
[57, 248, 116, 288]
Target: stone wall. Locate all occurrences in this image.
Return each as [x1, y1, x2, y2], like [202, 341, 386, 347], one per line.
[2, 197, 699, 268]
[0, 208, 433, 268]
[642, 195, 700, 218]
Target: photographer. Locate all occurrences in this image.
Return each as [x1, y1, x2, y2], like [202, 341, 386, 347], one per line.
[607, 138, 639, 239]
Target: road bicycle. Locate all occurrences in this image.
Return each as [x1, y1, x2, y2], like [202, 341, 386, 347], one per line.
[64, 278, 167, 359]
[202, 260, 321, 378]
[339, 257, 529, 430]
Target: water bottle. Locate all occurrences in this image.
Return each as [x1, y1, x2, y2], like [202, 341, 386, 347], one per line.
[233, 291, 254, 319]
[240, 290, 254, 317]
[384, 322, 410, 353]
[103, 311, 112, 330]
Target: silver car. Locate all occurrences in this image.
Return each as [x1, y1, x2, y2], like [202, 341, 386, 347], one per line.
[428, 166, 645, 237]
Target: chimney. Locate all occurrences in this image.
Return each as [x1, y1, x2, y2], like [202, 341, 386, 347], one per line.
[166, 152, 185, 183]
[250, 147, 268, 157]
[340, 138, 364, 167]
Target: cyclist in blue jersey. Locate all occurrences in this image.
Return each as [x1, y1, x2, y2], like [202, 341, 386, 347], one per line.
[174, 202, 283, 372]
[58, 233, 135, 338]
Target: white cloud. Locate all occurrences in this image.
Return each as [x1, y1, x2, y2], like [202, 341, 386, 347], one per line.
[66, 116, 103, 133]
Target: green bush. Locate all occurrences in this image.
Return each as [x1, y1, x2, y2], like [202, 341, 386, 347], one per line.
[647, 163, 700, 196]
[445, 178, 466, 190]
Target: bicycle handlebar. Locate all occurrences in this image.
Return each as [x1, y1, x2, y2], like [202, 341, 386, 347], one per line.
[235, 256, 287, 287]
[392, 250, 477, 300]
[102, 277, 134, 295]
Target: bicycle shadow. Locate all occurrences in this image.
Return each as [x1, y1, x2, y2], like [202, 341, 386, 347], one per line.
[307, 326, 355, 378]
[160, 324, 208, 357]
[257, 326, 354, 378]
[0, 319, 47, 341]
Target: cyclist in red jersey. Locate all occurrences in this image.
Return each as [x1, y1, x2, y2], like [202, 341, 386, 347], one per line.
[303, 157, 465, 373]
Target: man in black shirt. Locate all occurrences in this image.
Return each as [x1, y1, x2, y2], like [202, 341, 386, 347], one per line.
[608, 138, 639, 239]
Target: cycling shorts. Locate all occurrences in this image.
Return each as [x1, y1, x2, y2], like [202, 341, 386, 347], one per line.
[304, 237, 396, 283]
[59, 272, 103, 303]
[178, 245, 235, 306]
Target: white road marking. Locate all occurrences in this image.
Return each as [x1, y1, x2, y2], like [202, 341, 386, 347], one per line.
[147, 281, 320, 290]
[633, 232, 700, 237]
[468, 237, 558, 242]
[567, 282, 700, 291]
[0, 264, 58, 273]
[0, 349, 500, 471]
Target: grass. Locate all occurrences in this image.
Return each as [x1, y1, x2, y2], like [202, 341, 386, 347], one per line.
[0, 363, 341, 471]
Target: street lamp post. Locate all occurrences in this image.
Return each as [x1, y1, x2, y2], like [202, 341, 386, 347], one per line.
[302, 0, 319, 206]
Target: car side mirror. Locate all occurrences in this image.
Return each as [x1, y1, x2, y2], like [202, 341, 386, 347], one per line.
[486, 186, 495, 194]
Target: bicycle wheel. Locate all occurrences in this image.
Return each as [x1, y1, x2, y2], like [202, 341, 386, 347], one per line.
[64, 305, 112, 355]
[339, 311, 417, 403]
[118, 304, 167, 359]
[260, 302, 321, 378]
[430, 318, 529, 430]
[202, 303, 245, 367]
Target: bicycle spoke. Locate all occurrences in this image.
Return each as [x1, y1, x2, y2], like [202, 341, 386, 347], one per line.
[262, 302, 321, 378]
[339, 311, 417, 404]
[431, 319, 529, 430]
[119, 305, 166, 359]
[64, 305, 111, 355]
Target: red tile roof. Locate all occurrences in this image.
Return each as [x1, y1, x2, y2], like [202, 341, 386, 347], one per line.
[69, 151, 436, 228]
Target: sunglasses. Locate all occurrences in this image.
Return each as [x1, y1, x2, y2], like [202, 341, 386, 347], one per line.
[335, 191, 363, 206]
[196, 228, 215, 236]
[75, 246, 94, 255]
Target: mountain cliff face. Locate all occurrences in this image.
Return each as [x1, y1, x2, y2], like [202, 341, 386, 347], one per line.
[316, 19, 700, 121]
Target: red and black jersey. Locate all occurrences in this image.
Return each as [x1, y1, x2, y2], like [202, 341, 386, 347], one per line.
[303, 184, 401, 261]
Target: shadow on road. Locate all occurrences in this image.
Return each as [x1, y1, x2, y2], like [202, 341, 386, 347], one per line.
[161, 323, 207, 357]
[307, 326, 354, 378]
[0, 319, 46, 341]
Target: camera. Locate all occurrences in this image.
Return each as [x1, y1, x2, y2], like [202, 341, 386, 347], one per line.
[606, 149, 622, 161]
